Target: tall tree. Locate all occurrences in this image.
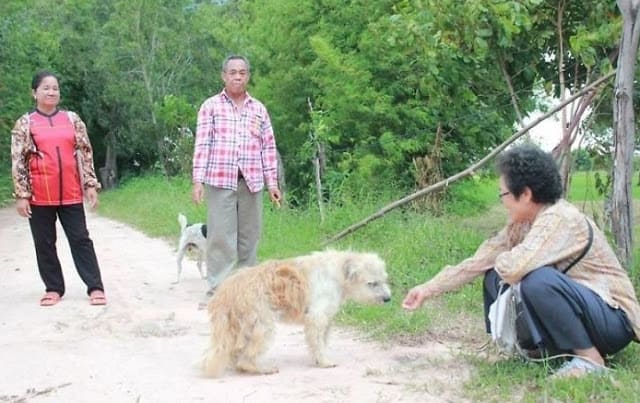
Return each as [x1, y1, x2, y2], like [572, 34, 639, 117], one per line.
[0, 0, 66, 167]
[527, 1, 620, 195]
[96, 0, 201, 177]
[612, 0, 640, 268]
[0, 0, 625, 207]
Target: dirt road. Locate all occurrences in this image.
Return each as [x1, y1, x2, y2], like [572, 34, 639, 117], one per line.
[0, 207, 469, 403]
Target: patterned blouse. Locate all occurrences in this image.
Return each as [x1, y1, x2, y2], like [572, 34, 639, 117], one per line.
[421, 199, 640, 340]
[11, 110, 101, 201]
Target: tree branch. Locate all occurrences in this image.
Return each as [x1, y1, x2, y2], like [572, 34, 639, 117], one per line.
[322, 71, 616, 246]
[498, 54, 523, 125]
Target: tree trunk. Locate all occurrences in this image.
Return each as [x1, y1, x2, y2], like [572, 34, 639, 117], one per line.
[549, 3, 600, 197]
[100, 131, 118, 190]
[306, 97, 326, 219]
[554, 1, 572, 197]
[552, 92, 595, 197]
[312, 139, 326, 222]
[612, 0, 640, 268]
[313, 154, 325, 223]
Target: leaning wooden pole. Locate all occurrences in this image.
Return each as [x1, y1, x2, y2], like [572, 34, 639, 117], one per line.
[323, 71, 615, 246]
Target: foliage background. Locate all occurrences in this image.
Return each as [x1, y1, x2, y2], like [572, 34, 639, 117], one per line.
[0, 0, 627, 206]
[2, 2, 640, 398]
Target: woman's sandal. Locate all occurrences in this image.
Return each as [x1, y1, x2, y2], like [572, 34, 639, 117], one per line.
[40, 292, 61, 307]
[89, 290, 107, 306]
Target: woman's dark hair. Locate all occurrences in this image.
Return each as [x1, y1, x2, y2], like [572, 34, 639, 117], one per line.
[496, 144, 563, 204]
[31, 70, 59, 90]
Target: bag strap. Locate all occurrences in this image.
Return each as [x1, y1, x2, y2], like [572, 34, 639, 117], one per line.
[563, 219, 593, 274]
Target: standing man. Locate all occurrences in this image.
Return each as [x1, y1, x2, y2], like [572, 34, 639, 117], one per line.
[192, 55, 281, 300]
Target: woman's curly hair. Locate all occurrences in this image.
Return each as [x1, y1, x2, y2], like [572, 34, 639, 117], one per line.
[496, 144, 563, 204]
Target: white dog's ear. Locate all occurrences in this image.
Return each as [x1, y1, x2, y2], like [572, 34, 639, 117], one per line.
[343, 259, 359, 281]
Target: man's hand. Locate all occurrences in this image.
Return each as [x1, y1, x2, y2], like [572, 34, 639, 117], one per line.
[269, 188, 282, 208]
[192, 183, 204, 204]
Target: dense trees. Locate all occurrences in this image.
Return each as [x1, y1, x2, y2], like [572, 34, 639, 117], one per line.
[0, 0, 625, 203]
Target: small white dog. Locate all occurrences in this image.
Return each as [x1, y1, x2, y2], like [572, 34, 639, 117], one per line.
[202, 250, 392, 377]
[176, 213, 207, 283]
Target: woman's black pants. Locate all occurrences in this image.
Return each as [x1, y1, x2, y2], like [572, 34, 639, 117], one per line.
[29, 203, 104, 297]
[483, 267, 633, 356]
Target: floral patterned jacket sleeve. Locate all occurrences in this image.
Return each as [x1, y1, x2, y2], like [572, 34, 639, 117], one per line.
[10, 114, 33, 199]
[10, 111, 101, 200]
[67, 111, 101, 190]
[419, 221, 532, 297]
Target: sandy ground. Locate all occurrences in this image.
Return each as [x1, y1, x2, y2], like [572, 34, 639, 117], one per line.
[0, 207, 471, 403]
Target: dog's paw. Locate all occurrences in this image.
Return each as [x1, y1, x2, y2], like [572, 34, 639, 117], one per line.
[316, 359, 337, 368]
[260, 366, 280, 375]
[237, 362, 279, 375]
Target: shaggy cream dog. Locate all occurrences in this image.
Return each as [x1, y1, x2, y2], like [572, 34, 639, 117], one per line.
[202, 250, 391, 377]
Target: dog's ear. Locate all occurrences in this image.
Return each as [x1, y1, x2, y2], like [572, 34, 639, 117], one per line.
[343, 258, 360, 281]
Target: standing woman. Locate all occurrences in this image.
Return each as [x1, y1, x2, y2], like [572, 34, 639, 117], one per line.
[11, 70, 106, 306]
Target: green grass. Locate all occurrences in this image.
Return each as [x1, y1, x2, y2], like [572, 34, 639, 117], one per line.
[567, 169, 640, 201]
[98, 175, 203, 239]
[466, 344, 640, 402]
[65, 172, 640, 400]
[0, 166, 14, 207]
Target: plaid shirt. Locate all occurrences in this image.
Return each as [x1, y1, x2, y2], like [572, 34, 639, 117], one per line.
[192, 90, 278, 193]
[420, 199, 640, 341]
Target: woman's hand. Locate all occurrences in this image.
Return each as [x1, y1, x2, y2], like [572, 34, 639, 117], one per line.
[16, 198, 31, 218]
[402, 285, 434, 311]
[85, 187, 99, 210]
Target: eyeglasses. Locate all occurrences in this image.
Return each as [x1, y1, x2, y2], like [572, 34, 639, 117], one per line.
[498, 191, 510, 199]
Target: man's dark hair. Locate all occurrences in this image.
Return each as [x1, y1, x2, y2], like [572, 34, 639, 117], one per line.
[496, 144, 563, 204]
[221, 55, 250, 72]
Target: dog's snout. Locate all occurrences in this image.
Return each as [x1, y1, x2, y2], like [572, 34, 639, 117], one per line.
[382, 295, 391, 303]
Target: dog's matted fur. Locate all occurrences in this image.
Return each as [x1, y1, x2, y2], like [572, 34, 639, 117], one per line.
[176, 213, 207, 283]
[202, 250, 391, 377]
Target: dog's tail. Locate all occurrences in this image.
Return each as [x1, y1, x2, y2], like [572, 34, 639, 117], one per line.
[202, 308, 233, 377]
[178, 213, 188, 232]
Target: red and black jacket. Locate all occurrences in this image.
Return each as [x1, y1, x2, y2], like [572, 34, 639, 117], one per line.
[27, 110, 84, 205]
